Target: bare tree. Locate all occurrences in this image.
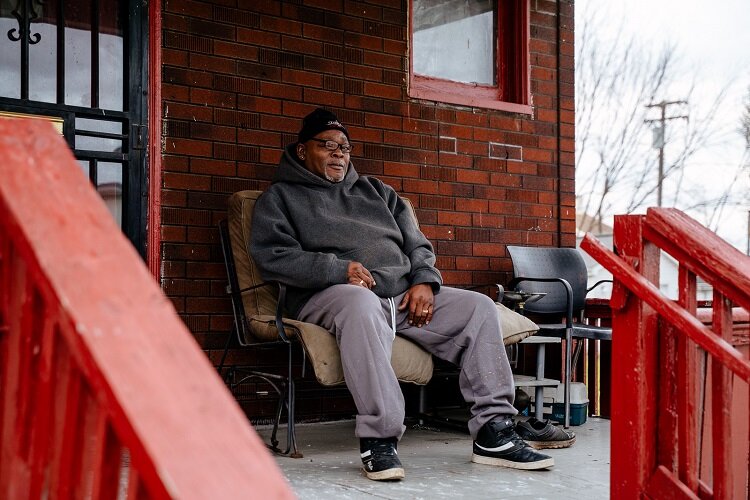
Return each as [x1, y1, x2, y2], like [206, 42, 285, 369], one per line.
[575, 5, 738, 234]
[742, 85, 750, 149]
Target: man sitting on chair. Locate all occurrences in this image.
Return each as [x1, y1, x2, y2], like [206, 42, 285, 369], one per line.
[251, 108, 554, 480]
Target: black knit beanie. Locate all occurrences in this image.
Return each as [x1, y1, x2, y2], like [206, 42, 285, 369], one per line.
[297, 108, 350, 143]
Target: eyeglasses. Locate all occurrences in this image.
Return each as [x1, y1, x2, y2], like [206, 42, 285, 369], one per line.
[309, 138, 353, 154]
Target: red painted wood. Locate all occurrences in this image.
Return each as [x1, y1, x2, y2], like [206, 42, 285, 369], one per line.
[147, 0, 162, 279]
[73, 386, 99, 499]
[14, 276, 34, 464]
[658, 319, 678, 470]
[712, 293, 733, 499]
[409, 79, 534, 114]
[0, 120, 293, 498]
[698, 480, 713, 499]
[582, 207, 750, 500]
[645, 465, 701, 500]
[47, 332, 73, 498]
[645, 208, 750, 313]
[94, 423, 123, 500]
[581, 235, 750, 383]
[59, 359, 84, 499]
[28, 312, 57, 500]
[609, 215, 660, 499]
[677, 266, 699, 491]
[0, 254, 25, 495]
[128, 467, 143, 499]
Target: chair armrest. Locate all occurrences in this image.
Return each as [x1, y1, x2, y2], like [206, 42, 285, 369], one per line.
[586, 279, 613, 294]
[458, 283, 506, 302]
[508, 276, 575, 328]
[274, 283, 293, 343]
[239, 281, 274, 294]
[226, 280, 274, 296]
[495, 283, 505, 303]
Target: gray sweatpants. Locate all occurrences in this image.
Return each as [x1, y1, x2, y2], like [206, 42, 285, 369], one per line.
[297, 284, 516, 440]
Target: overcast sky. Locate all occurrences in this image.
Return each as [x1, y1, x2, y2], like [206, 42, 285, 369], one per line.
[575, 0, 750, 251]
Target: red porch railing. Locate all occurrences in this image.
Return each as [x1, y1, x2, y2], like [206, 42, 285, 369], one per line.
[581, 209, 750, 500]
[0, 119, 293, 498]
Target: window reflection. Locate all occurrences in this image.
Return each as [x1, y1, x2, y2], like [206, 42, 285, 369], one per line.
[29, 0, 58, 102]
[99, 0, 123, 111]
[0, 0, 125, 109]
[65, 0, 92, 107]
[97, 162, 122, 227]
[0, 3, 21, 98]
[77, 159, 90, 177]
[413, 0, 497, 85]
[75, 118, 124, 152]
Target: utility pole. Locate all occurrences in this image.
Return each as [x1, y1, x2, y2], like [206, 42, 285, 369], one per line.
[645, 100, 689, 207]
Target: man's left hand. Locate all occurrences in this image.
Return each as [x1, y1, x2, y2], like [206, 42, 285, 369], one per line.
[398, 283, 434, 327]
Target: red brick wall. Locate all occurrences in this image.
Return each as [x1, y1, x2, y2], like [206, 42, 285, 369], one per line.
[159, 0, 575, 421]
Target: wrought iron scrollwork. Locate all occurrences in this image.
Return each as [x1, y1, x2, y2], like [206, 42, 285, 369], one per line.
[7, 0, 44, 45]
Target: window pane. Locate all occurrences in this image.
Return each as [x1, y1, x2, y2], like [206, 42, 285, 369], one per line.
[0, 1, 21, 98]
[29, 1, 58, 103]
[99, 0, 124, 111]
[75, 118, 124, 152]
[65, 0, 92, 107]
[77, 159, 90, 178]
[413, 0, 496, 85]
[97, 162, 122, 227]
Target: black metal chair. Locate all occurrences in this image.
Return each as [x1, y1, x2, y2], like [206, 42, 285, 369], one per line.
[504, 245, 612, 428]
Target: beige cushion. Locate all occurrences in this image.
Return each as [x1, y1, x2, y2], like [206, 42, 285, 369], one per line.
[497, 302, 539, 344]
[244, 302, 537, 387]
[228, 191, 278, 324]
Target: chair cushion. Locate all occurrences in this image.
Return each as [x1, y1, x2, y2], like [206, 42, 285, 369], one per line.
[228, 191, 278, 318]
[244, 302, 536, 386]
[245, 315, 433, 386]
[497, 302, 539, 345]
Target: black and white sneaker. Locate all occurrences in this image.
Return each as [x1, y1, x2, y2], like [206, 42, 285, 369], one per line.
[360, 437, 405, 481]
[472, 418, 555, 470]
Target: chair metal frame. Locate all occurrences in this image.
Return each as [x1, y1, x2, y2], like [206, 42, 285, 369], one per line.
[218, 219, 303, 458]
[505, 245, 612, 428]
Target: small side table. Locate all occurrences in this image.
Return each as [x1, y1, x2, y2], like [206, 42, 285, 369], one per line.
[503, 290, 560, 420]
[513, 336, 561, 420]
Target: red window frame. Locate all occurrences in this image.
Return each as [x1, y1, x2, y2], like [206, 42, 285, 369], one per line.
[408, 0, 531, 114]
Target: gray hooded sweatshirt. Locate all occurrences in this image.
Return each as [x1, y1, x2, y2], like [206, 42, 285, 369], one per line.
[250, 144, 443, 317]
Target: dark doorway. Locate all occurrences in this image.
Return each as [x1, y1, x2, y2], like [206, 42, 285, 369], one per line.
[0, 0, 149, 256]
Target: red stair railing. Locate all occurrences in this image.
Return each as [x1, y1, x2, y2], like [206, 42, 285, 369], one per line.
[581, 209, 750, 500]
[0, 119, 293, 498]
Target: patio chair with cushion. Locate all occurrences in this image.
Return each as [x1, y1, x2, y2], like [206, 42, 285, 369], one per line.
[218, 190, 434, 458]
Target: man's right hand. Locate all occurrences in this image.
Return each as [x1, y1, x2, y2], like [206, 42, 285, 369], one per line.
[347, 261, 376, 289]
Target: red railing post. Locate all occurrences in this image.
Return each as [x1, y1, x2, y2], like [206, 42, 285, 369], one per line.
[712, 292, 734, 499]
[584, 207, 750, 499]
[0, 119, 294, 498]
[610, 215, 661, 498]
[677, 266, 700, 491]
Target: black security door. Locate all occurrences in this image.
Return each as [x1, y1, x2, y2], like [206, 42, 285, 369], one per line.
[0, 0, 148, 256]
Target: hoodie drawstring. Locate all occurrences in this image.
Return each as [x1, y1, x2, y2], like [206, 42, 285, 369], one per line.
[387, 297, 397, 337]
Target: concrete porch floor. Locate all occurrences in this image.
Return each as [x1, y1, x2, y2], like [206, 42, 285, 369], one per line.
[256, 417, 610, 499]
